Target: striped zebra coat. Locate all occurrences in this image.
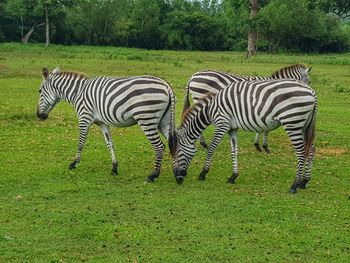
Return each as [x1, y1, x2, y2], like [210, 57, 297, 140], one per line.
[183, 64, 312, 152]
[36, 67, 176, 182]
[170, 79, 317, 193]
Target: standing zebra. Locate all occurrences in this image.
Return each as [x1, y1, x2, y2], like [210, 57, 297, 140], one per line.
[170, 79, 317, 193]
[36, 67, 176, 182]
[183, 64, 312, 152]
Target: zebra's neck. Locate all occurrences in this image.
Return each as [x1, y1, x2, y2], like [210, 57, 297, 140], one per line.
[51, 73, 87, 108]
[179, 97, 212, 143]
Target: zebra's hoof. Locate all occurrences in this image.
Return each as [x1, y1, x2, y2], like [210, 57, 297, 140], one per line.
[69, 161, 78, 170]
[145, 177, 154, 183]
[111, 163, 118, 176]
[198, 175, 206, 181]
[298, 180, 308, 189]
[289, 187, 297, 194]
[227, 177, 235, 184]
[254, 143, 262, 152]
[263, 146, 271, 154]
[176, 176, 184, 185]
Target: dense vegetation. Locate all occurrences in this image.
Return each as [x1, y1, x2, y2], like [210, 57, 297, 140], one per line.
[1, 0, 350, 52]
[0, 43, 349, 262]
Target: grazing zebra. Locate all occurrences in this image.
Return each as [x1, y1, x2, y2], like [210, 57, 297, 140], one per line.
[183, 64, 312, 152]
[170, 79, 317, 193]
[36, 67, 176, 182]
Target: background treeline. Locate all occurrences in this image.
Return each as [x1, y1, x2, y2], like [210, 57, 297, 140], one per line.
[0, 0, 350, 52]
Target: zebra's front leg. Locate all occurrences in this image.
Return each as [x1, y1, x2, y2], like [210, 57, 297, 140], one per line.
[99, 124, 118, 176]
[199, 133, 208, 149]
[227, 130, 239, 184]
[198, 127, 228, 181]
[262, 132, 270, 154]
[69, 120, 91, 170]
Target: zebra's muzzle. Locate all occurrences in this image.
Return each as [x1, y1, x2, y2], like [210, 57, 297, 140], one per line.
[175, 170, 187, 185]
[36, 108, 48, 121]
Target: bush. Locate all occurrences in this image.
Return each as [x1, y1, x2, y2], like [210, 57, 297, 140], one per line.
[257, 0, 350, 52]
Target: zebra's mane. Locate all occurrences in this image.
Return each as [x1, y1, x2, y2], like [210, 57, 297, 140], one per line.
[181, 92, 215, 126]
[54, 71, 88, 79]
[271, 64, 307, 77]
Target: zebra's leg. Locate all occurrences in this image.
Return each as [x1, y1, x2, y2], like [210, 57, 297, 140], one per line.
[254, 133, 262, 152]
[299, 144, 315, 189]
[286, 130, 306, 194]
[262, 132, 271, 154]
[99, 124, 118, 176]
[140, 125, 165, 183]
[198, 126, 229, 181]
[227, 130, 239, 184]
[69, 120, 91, 170]
[199, 133, 208, 149]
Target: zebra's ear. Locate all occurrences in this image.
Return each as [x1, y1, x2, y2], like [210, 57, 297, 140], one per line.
[42, 67, 49, 80]
[307, 67, 312, 73]
[52, 67, 61, 74]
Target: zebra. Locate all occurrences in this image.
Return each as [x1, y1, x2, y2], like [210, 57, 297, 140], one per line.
[183, 64, 312, 153]
[36, 67, 176, 182]
[169, 79, 317, 193]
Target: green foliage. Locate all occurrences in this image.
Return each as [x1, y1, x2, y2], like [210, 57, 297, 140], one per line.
[1, 0, 350, 52]
[257, 0, 350, 52]
[163, 10, 226, 50]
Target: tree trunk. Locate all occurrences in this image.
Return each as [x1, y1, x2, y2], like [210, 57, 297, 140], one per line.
[21, 23, 45, 44]
[247, 0, 259, 57]
[20, 14, 24, 39]
[45, 6, 50, 47]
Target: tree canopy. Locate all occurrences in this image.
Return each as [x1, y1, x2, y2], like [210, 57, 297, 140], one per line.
[0, 0, 349, 52]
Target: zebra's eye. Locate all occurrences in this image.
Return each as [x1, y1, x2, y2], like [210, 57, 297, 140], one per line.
[39, 88, 42, 93]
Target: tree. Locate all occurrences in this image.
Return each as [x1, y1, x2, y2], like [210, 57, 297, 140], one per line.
[247, 0, 259, 56]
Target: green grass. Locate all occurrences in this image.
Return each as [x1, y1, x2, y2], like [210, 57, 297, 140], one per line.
[0, 43, 349, 262]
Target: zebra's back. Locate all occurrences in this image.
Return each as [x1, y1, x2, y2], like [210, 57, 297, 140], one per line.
[211, 79, 317, 132]
[83, 76, 172, 127]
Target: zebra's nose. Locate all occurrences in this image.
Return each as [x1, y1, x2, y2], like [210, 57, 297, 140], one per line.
[175, 169, 187, 185]
[36, 108, 48, 120]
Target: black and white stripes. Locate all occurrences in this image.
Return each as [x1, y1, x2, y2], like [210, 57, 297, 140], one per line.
[170, 78, 317, 193]
[37, 67, 176, 182]
[183, 64, 312, 151]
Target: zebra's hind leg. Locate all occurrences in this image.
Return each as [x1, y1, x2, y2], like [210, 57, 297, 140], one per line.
[299, 144, 315, 189]
[199, 133, 208, 149]
[99, 124, 118, 176]
[254, 133, 262, 152]
[262, 132, 271, 154]
[140, 124, 165, 183]
[286, 129, 306, 194]
[69, 120, 91, 170]
[227, 130, 239, 184]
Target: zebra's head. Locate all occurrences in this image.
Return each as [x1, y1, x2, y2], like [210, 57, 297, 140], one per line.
[36, 67, 61, 120]
[271, 64, 312, 85]
[169, 128, 197, 185]
[301, 67, 312, 85]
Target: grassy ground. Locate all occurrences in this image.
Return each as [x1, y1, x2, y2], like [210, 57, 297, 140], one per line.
[0, 43, 349, 262]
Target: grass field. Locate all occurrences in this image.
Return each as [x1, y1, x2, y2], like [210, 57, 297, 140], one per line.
[0, 43, 349, 262]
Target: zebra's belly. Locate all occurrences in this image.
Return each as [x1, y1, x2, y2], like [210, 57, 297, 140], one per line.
[229, 116, 280, 132]
[93, 114, 137, 127]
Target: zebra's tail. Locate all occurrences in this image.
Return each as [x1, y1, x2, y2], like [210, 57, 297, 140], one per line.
[181, 82, 191, 120]
[304, 95, 317, 158]
[164, 83, 177, 157]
